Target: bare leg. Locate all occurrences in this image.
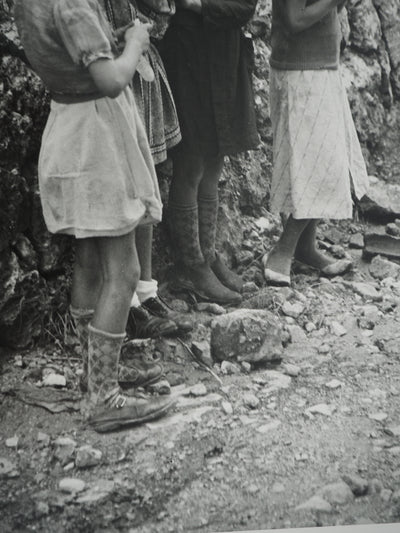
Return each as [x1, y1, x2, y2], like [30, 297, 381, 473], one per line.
[295, 219, 334, 270]
[136, 225, 153, 282]
[265, 216, 310, 276]
[169, 151, 205, 205]
[198, 155, 223, 199]
[92, 230, 139, 334]
[71, 239, 102, 310]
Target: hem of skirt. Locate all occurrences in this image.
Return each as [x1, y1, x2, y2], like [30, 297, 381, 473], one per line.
[47, 219, 147, 239]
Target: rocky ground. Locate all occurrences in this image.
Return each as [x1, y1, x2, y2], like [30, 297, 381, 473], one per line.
[1, 212, 400, 533]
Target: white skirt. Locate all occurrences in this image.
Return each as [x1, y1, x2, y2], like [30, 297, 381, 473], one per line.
[269, 68, 369, 219]
[38, 87, 162, 238]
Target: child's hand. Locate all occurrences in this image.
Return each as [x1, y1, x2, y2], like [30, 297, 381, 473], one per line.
[125, 20, 152, 53]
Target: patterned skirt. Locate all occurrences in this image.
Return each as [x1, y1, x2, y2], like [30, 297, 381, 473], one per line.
[269, 68, 369, 219]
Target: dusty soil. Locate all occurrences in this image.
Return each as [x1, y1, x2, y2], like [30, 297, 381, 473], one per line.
[1, 222, 400, 533]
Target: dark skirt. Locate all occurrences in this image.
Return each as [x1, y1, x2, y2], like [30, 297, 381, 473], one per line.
[159, 10, 259, 157]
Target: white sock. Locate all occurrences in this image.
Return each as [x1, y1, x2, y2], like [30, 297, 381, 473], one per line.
[137, 279, 158, 304]
[130, 292, 141, 308]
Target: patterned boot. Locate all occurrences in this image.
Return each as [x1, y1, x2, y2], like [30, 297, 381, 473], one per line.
[167, 203, 242, 305]
[198, 196, 244, 294]
[70, 306, 164, 392]
[85, 324, 175, 433]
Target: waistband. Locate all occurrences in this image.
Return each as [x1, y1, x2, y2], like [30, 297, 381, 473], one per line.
[50, 91, 103, 104]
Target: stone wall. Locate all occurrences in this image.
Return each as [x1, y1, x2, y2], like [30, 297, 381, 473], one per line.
[1, 0, 400, 347]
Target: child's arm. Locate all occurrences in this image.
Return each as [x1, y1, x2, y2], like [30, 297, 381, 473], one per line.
[88, 21, 151, 98]
[283, 0, 344, 33]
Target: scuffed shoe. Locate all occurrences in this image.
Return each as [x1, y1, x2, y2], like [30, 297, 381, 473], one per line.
[211, 253, 244, 293]
[86, 388, 176, 433]
[141, 294, 193, 334]
[126, 305, 178, 339]
[170, 262, 242, 306]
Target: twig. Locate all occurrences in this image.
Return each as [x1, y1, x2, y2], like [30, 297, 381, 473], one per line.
[176, 338, 223, 386]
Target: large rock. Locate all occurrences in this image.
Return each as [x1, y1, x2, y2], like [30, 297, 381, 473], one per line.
[210, 309, 283, 364]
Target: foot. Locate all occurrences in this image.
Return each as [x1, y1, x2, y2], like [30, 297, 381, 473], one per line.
[141, 294, 193, 334]
[79, 340, 165, 393]
[126, 305, 179, 339]
[171, 262, 242, 305]
[295, 247, 335, 271]
[295, 248, 353, 276]
[262, 247, 292, 286]
[211, 253, 244, 293]
[86, 388, 175, 433]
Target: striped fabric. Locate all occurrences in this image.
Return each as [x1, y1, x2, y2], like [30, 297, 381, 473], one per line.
[269, 68, 369, 219]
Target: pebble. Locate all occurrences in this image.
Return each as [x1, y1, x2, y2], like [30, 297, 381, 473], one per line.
[241, 362, 251, 373]
[59, 478, 86, 494]
[368, 412, 388, 422]
[319, 481, 355, 505]
[282, 363, 301, 377]
[75, 446, 102, 469]
[189, 383, 208, 397]
[54, 437, 77, 465]
[349, 233, 364, 249]
[306, 404, 336, 417]
[5, 436, 19, 448]
[368, 478, 383, 494]
[169, 299, 190, 313]
[350, 282, 382, 302]
[282, 301, 304, 318]
[191, 340, 213, 367]
[242, 281, 258, 294]
[35, 501, 49, 517]
[318, 343, 331, 354]
[325, 379, 343, 389]
[380, 489, 393, 502]
[287, 324, 308, 344]
[271, 482, 285, 493]
[0, 458, 19, 478]
[342, 474, 369, 496]
[76, 480, 115, 504]
[243, 393, 260, 409]
[222, 401, 233, 415]
[385, 425, 400, 437]
[220, 360, 241, 375]
[295, 495, 332, 512]
[256, 420, 281, 434]
[196, 302, 226, 315]
[37, 432, 50, 446]
[305, 322, 316, 333]
[330, 321, 347, 336]
[42, 373, 67, 388]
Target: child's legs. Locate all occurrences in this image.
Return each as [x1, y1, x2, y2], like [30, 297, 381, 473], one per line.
[295, 219, 334, 269]
[198, 155, 224, 199]
[92, 230, 140, 334]
[136, 225, 153, 282]
[266, 216, 309, 276]
[169, 151, 205, 205]
[71, 238, 102, 310]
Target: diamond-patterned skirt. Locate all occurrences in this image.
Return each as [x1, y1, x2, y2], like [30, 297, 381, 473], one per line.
[269, 68, 369, 220]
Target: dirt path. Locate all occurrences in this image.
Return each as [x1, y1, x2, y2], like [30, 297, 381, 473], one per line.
[1, 223, 400, 533]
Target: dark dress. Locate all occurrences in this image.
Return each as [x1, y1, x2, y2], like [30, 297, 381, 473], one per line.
[158, 0, 259, 157]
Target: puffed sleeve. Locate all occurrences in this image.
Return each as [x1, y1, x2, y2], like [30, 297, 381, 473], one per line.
[201, 0, 258, 29]
[53, 0, 115, 67]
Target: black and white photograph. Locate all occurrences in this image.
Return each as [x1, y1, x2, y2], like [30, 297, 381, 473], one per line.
[1, 0, 400, 532]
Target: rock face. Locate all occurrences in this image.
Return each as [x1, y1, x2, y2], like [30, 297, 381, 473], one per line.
[1, 0, 400, 346]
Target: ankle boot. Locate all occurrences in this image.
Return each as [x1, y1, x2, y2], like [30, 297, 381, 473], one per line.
[86, 324, 175, 432]
[70, 307, 164, 392]
[198, 197, 244, 293]
[168, 203, 242, 305]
